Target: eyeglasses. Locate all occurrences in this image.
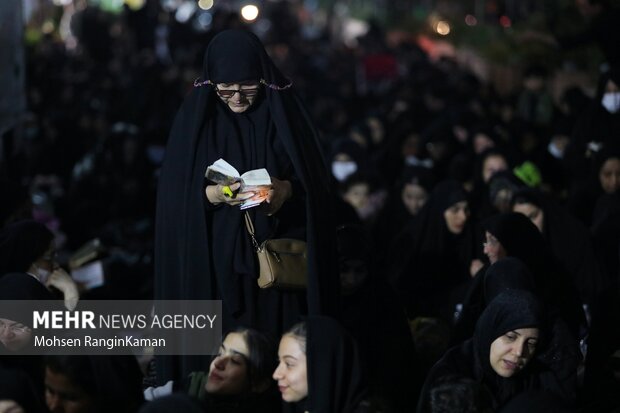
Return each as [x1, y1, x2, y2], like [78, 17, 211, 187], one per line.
[215, 86, 260, 99]
[0, 319, 31, 334]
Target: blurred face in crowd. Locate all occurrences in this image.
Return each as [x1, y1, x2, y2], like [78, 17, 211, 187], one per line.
[482, 155, 508, 183]
[45, 368, 94, 413]
[273, 335, 308, 403]
[483, 231, 507, 264]
[513, 202, 544, 232]
[489, 328, 539, 378]
[215, 81, 260, 113]
[0, 318, 32, 351]
[339, 258, 368, 295]
[401, 183, 428, 216]
[444, 201, 469, 235]
[599, 157, 620, 194]
[473, 133, 495, 155]
[206, 332, 250, 395]
[343, 183, 370, 212]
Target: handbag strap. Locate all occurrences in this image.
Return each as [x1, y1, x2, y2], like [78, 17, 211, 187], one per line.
[244, 212, 260, 250]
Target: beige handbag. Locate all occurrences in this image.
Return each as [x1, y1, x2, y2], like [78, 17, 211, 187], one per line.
[244, 212, 307, 289]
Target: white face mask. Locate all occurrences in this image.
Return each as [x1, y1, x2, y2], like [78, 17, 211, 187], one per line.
[331, 161, 357, 182]
[602, 92, 620, 114]
[33, 265, 51, 284]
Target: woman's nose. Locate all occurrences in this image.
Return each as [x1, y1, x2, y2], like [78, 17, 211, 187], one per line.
[213, 355, 227, 369]
[273, 363, 283, 380]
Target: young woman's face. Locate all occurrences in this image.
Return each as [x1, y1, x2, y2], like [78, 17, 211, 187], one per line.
[513, 202, 544, 232]
[45, 368, 94, 413]
[483, 231, 507, 264]
[215, 82, 260, 113]
[489, 328, 539, 378]
[206, 332, 250, 395]
[343, 183, 370, 212]
[443, 201, 469, 234]
[273, 335, 308, 403]
[482, 155, 508, 183]
[599, 157, 620, 194]
[401, 183, 428, 216]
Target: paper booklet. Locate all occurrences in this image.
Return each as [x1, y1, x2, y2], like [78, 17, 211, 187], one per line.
[205, 158, 272, 209]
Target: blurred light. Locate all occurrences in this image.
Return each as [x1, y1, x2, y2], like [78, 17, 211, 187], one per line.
[465, 14, 477, 26]
[161, 0, 181, 12]
[41, 20, 55, 34]
[194, 11, 212, 30]
[198, 0, 213, 10]
[52, 0, 72, 5]
[499, 15, 512, 28]
[241, 4, 259, 21]
[125, 0, 146, 10]
[435, 20, 450, 36]
[175, 1, 196, 23]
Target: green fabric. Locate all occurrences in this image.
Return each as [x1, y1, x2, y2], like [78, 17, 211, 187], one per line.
[187, 371, 209, 400]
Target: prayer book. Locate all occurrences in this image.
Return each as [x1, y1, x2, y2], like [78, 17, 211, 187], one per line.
[205, 158, 272, 209]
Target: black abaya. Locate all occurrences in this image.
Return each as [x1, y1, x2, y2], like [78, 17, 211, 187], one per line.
[154, 30, 339, 384]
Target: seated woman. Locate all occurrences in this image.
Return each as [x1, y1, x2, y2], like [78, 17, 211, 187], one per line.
[388, 180, 476, 323]
[44, 355, 144, 413]
[186, 327, 280, 413]
[417, 290, 567, 412]
[0, 220, 79, 310]
[273, 316, 371, 413]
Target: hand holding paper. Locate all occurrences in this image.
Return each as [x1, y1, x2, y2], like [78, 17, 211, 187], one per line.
[205, 159, 272, 209]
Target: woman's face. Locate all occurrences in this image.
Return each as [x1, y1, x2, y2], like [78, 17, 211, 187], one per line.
[0, 318, 32, 351]
[443, 201, 469, 234]
[489, 328, 539, 378]
[513, 202, 544, 232]
[205, 332, 250, 395]
[215, 82, 260, 113]
[343, 183, 370, 212]
[45, 368, 94, 413]
[483, 231, 507, 264]
[273, 335, 308, 403]
[482, 155, 508, 183]
[599, 157, 620, 194]
[401, 183, 428, 215]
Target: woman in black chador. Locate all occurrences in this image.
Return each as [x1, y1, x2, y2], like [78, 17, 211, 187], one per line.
[155, 30, 339, 384]
[418, 290, 573, 412]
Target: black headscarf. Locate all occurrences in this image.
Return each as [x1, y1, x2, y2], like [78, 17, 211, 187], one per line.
[482, 212, 586, 339]
[0, 220, 53, 277]
[0, 368, 48, 413]
[417, 290, 545, 412]
[154, 30, 339, 382]
[511, 188, 607, 305]
[288, 316, 367, 413]
[390, 180, 474, 320]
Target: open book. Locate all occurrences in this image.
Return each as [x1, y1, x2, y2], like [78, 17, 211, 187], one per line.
[205, 158, 272, 209]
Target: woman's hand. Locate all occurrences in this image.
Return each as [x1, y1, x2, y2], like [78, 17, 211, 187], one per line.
[205, 182, 255, 206]
[0, 400, 24, 413]
[470, 259, 485, 278]
[46, 268, 80, 310]
[260, 177, 292, 216]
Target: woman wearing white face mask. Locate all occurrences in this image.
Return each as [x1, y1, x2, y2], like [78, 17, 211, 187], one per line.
[565, 70, 620, 222]
[0, 220, 79, 311]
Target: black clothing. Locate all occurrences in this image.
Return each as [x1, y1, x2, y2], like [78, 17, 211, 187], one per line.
[390, 180, 474, 322]
[0, 220, 53, 277]
[154, 30, 339, 384]
[512, 188, 607, 306]
[285, 316, 368, 413]
[418, 290, 563, 412]
[482, 212, 586, 340]
[139, 394, 206, 413]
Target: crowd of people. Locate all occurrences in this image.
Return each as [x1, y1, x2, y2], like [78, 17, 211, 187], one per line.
[1, 0, 620, 411]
